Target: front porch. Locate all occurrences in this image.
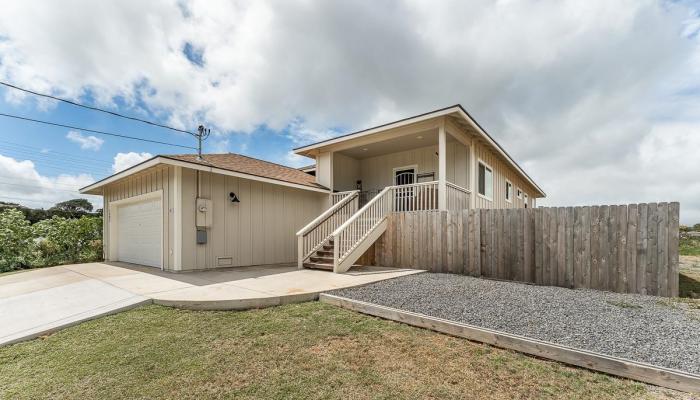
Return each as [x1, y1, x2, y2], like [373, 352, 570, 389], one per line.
[324, 118, 475, 211]
[297, 118, 476, 274]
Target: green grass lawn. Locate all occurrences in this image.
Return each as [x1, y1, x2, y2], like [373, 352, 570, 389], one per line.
[680, 236, 700, 256]
[0, 302, 682, 400]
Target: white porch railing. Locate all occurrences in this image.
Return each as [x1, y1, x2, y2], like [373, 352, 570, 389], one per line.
[296, 190, 359, 267]
[393, 181, 438, 212]
[331, 190, 359, 205]
[446, 182, 471, 212]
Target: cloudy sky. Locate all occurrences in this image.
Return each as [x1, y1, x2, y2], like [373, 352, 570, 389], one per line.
[0, 0, 699, 223]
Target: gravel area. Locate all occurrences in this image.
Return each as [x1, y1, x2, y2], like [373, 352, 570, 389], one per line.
[331, 273, 700, 375]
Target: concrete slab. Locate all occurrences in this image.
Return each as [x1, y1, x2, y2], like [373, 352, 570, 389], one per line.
[0, 268, 87, 299]
[0, 276, 149, 346]
[0, 262, 423, 345]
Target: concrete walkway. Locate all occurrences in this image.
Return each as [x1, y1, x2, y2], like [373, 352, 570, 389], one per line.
[0, 262, 422, 346]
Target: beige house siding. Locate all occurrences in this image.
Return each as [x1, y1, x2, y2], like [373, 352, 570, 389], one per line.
[333, 152, 360, 191]
[472, 139, 537, 209]
[103, 165, 175, 269]
[179, 169, 326, 271]
[102, 165, 326, 272]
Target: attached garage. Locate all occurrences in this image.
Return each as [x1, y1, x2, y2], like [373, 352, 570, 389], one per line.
[83, 154, 329, 272]
[109, 192, 163, 268]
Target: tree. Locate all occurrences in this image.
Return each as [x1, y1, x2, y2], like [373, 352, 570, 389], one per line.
[693, 223, 700, 232]
[48, 199, 94, 218]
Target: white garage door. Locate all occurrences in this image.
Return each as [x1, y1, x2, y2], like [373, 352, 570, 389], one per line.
[116, 197, 162, 268]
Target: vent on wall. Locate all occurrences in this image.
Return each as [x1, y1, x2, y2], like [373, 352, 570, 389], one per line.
[217, 256, 233, 267]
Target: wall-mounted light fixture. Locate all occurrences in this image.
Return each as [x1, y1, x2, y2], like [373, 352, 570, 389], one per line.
[229, 192, 240, 203]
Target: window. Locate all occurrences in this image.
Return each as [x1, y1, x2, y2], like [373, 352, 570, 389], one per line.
[478, 161, 493, 200]
[524, 193, 529, 208]
[517, 188, 523, 199]
[505, 180, 513, 203]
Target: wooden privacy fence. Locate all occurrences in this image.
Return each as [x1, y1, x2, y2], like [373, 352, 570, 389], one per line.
[374, 203, 680, 297]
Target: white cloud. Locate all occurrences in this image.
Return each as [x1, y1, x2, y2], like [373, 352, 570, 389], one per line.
[1, 1, 700, 222]
[0, 153, 100, 209]
[65, 130, 104, 151]
[208, 138, 229, 153]
[284, 151, 310, 168]
[112, 152, 153, 173]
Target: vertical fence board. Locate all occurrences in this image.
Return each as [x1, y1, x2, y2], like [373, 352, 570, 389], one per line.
[647, 203, 659, 296]
[617, 205, 628, 293]
[557, 208, 566, 287]
[535, 208, 543, 284]
[637, 203, 648, 294]
[471, 210, 481, 276]
[589, 206, 600, 290]
[668, 202, 680, 297]
[627, 204, 638, 294]
[657, 203, 669, 297]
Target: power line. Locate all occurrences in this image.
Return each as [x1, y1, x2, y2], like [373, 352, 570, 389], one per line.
[0, 179, 90, 191]
[0, 112, 197, 150]
[0, 139, 115, 166]
[0, 195, 68, 205]
[0, 147, 113, 169]
[0, 181, 92, 194]
[0, 146, 114, 171]
[0, 81, 198, 137]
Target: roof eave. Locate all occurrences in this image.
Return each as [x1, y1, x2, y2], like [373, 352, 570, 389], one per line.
[79, 155, 330, 195]
[293, 105, 463, 156]
[292, 104, 545, 198]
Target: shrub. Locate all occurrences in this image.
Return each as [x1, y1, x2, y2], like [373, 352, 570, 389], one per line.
[0, 210, 103, 272]
[0, 209, 36, 272]
[33, 216, 103, 266]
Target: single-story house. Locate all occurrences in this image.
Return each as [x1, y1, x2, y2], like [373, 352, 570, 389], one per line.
[80, 104, 545, 273]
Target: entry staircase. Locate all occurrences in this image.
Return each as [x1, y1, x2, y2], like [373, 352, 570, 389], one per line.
[297, 181, 470, 273]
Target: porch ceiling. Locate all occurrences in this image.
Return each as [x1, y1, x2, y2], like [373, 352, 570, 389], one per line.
[338, 128, 457, 159]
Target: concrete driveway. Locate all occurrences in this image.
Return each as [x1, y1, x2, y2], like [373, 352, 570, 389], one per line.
[0, 262, 421, 346]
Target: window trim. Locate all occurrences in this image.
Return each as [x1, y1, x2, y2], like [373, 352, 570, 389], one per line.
[516, 187, 523, 200]
[505, 179, 513, 203]
[477, 159, 493, 201]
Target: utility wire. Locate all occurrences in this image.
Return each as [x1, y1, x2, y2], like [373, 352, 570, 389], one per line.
[0, 195, 70, 205]
[0, 112, 197, 150]
[0, 81, 198, 137]
[0, 146, 114, 171]
[0, 140, 115, 166]
[0, 181, 92, 194]
[0, 179, 90, 190]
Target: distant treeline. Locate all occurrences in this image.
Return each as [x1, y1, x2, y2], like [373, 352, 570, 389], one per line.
[0, 198, 102, 224]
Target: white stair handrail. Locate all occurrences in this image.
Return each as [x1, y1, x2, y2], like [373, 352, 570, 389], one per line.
[332, 186, 393, 269]
[297, 190, 359, 268]
[297, 190, 358, 236]
[332, 186, 391, 238]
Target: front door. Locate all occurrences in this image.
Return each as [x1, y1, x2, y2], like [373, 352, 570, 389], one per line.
[394, 167, 415, 210]
[394, 168, 415, 186]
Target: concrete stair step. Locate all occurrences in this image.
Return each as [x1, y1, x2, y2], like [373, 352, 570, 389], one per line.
[303, 261, 362, 271]
[303, 262, 334, 271]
